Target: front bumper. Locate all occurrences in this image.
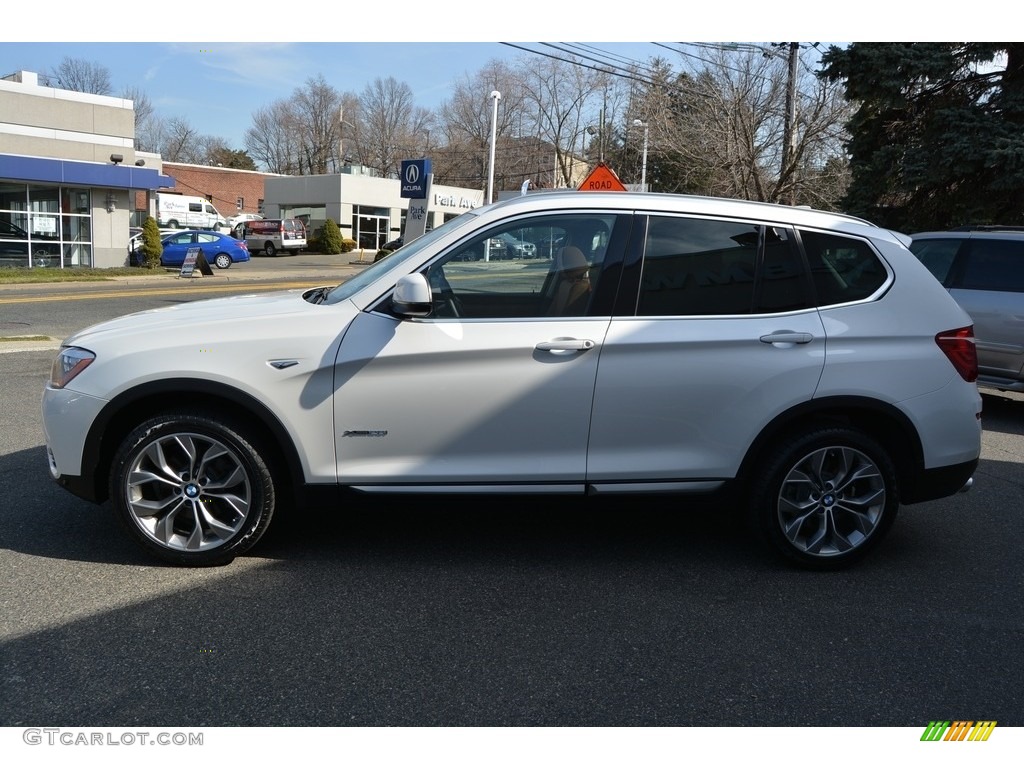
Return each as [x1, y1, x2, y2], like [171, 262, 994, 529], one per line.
[41, 384, 108, 501]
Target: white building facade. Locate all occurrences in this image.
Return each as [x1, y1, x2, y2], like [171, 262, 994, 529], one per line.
[264, 172, 484, 251]
[0, 71, 172, 268]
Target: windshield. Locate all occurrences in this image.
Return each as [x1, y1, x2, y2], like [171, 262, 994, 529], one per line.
[322, 212, 480, 305]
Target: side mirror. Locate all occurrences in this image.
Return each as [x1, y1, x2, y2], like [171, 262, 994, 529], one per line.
[392, 273, 433, 317]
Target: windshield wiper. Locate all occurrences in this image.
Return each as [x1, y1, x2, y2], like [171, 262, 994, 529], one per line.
[305, 286, 332, 304]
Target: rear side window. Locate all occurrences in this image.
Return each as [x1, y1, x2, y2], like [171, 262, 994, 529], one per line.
[637, 217, 810, 316]
[909, 238, 961, 283]
[799, 229, 888, 306]
[960, 239, 1024, 292]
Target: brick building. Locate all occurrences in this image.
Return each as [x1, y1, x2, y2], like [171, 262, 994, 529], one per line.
[160, 163, 276, 218]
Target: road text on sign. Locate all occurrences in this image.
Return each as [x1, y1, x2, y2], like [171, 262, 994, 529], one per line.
[578, 163, 627, 192]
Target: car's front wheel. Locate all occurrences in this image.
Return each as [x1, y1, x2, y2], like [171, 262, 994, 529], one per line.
[109, 412, 277, 566]
[750, 426, 899, 569]
[214, 252, 232, 269]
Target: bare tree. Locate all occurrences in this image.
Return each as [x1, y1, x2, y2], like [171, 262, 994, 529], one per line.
[434, 60, 535, 190]
[122, 86, 155, 151]
[521, 55, 607, 187]
[45, 57, 112, 95]
[292, 74, 343, 175]
[245, 102, 301, 174]
[160, 117, 203, 164]
[355, 76, 429, 178]
[627, 45, 850, 205]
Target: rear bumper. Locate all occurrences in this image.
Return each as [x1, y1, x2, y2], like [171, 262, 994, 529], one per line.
[901, 459, 978, 504]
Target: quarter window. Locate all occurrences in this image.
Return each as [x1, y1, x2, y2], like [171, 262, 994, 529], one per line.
[800, 229, 888, 306]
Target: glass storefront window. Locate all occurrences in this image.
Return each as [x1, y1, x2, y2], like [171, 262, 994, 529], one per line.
[0, 183, 92, 268]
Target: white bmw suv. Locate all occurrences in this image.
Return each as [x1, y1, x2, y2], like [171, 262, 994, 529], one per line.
[42, 192, 982, 569]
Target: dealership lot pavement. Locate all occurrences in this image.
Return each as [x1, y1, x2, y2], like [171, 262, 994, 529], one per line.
[1, 261, 1023, 728]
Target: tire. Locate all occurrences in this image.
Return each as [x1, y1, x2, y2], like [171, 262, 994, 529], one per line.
[214, 252, 232, 269]
[263, 242, 276, 256]
[168, 220, 179, 229]
[109, 412, 277, 566]
[749, 427, 899, 570]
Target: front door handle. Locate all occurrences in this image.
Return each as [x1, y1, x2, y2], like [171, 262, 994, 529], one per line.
[536, 338, 596, 352]
[759, 331, 814, 346]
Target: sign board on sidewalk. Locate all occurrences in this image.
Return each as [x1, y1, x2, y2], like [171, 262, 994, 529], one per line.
[178, 247, 214, 278]
[578, 162, 627, 192]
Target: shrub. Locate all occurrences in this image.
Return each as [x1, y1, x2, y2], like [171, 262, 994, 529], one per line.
[320, 218, 344, 254]
[139, 216, 163, 269]
[340, 238, 356, 253]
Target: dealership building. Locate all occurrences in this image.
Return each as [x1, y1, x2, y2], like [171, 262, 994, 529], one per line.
[1, 69, 486, 268]
[0, 70, 173, 268]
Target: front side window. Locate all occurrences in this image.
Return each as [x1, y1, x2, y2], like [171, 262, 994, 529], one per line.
[421, 214, 618, 319]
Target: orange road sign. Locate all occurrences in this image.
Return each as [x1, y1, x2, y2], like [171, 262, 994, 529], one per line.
[578, 162, 627, 192]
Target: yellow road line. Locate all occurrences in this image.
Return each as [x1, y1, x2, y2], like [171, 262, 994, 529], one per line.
[0, 280, 318, 305]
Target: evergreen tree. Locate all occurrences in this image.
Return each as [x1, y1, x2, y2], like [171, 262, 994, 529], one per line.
[821, 43, 1024, 230]
[139, 216, 163, 269]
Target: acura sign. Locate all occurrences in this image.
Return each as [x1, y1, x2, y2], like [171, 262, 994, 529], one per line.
[400, 159, 432, 199]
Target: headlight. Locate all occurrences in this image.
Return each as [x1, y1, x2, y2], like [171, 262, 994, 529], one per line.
[50, 347, 95, 389]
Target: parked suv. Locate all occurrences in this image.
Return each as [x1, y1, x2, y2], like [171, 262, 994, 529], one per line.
[909, 227, 1024, 392]
[42, 192, 982, 569]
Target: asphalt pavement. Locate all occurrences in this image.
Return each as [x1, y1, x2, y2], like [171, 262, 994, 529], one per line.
[0, 250, 375, 353]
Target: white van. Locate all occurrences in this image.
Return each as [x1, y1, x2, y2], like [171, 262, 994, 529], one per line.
[156, 193, 225, 230]
[243, 218, 307, 256]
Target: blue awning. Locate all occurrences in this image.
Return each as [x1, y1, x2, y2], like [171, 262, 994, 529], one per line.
[0, 153, 174, 190]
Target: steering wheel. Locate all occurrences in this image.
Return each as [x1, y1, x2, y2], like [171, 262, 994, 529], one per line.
[429, 269, 463, 318]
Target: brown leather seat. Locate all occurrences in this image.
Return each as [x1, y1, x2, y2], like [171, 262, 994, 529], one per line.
[546, 246, 592, 316]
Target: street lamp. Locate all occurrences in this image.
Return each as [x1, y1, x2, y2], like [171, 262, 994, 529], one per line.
[487, 90, 501, 204]
[632, 118, 648, 192]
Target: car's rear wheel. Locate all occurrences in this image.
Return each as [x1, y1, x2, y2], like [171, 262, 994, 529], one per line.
[214, 252, 232, 269]
[168, 220, 179, 229]
[264, 242, 276, 256]
[109, 412, 276, 566]
[750, 427, 899, 569]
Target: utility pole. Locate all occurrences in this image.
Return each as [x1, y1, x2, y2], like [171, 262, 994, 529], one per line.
[782, 42, 799, 205]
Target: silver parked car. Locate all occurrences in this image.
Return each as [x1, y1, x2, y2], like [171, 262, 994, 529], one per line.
[909, 227, 1024, 392]
[42, 192, 982, 569]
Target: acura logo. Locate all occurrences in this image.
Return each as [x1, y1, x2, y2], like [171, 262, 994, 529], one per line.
[405, 165, 420, 184]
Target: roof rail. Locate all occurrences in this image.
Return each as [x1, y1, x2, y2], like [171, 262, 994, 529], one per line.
[951, 224, 1024, 232]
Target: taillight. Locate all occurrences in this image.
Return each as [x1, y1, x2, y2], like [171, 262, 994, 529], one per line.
[935, 326, 978, 382]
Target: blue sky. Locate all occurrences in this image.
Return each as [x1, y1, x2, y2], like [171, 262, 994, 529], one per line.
[0, 41, 670, 149]
[2, 5, 955, 152]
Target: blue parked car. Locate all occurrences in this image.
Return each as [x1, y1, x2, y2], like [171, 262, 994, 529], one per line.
[157, 230, 250, 269]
